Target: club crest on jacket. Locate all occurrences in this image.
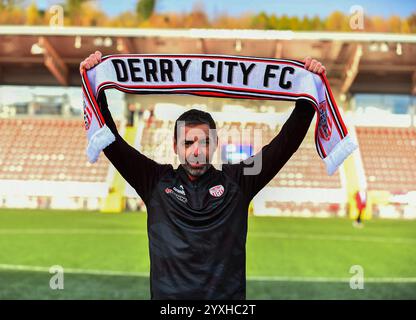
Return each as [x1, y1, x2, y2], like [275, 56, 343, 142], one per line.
[209, 185, 224, 197]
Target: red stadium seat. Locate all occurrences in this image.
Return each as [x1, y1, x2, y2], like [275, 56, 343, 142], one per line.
[0, 118, 119, 182]
[357, 126, 416, 193]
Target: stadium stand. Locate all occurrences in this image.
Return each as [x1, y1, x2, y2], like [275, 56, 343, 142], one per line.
[139, 115, 342, 187]
[137, 114, 345, 217]
[269, 130, 342, 189]
[0, 118, 111, 182]
[0, 26, 415, 218]
[140, 119, 179, 166]
[356, 126, 416, 193]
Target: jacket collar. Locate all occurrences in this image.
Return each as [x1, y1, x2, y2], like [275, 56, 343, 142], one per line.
[177, 164, 215, 186]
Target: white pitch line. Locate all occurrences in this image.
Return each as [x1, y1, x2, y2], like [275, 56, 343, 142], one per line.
[248, 275, 416, 283]
[0, 229, 147, 235]
[0, 264, 148, 277]
[0, 264, 415, 283]
[0, 228, 414, 244]
[248, 232, 416, 244]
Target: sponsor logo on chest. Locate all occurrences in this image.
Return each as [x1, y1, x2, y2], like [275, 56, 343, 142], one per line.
[173, 185, 186, 195]
[165, 185, 188, 203]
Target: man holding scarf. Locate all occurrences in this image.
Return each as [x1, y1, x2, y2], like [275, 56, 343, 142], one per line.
[80, 51, 327, 300]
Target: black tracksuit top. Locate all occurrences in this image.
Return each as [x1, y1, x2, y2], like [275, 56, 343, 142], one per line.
[99, 93, 315, 299]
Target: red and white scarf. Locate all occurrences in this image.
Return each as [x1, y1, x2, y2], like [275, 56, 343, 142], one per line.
[81, 54, 357, 175]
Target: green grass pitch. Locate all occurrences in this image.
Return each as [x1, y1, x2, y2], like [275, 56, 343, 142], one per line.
[0, 208, 415, 299]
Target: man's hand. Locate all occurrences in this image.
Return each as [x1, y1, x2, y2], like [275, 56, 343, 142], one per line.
[79, 51, 102, 75]
[304, 57, 326, 75]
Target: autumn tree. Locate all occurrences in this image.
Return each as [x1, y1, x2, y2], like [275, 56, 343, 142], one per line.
[0, 0, 25, 24]
[388, 15, 402, 33]
[183, 1, 210, 28]
[64, 0, 89, 25]
[325, 11, 349, 31]
[250, 12, 269, 29]
[79, 2, 107, 26]
[26, 1, 40, 25]
[136, 0, 155, 22]
[289, 16, 300, 30]
[279, 14, 290, 30]
[268, 14, 279, 29]
[310, 15, 323, 30]
[408, 13, 416, 33]
[0, 0, 24, 10]
[110, 11, 139, 28]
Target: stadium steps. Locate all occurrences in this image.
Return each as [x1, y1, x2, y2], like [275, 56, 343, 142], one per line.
[101, 125, 138, 213]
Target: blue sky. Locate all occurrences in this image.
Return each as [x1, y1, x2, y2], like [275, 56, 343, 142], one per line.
[36, 0, 416, 18]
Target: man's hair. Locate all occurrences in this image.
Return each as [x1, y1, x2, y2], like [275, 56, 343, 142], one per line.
[174, 109, 217, 141]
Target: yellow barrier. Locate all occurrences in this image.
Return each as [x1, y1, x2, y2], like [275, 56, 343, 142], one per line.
[101, 125, 138, 213]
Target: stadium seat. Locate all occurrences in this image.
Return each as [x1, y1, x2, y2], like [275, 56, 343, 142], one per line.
[0, 118, 119, 182]
[356, 126, 416, 193]
[139, 119, 343, 189]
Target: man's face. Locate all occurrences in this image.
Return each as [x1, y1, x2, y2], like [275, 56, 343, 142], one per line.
[174, 123, 217, 178]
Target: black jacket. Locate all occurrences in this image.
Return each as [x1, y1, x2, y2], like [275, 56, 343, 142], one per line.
[100, 93, 315, 299]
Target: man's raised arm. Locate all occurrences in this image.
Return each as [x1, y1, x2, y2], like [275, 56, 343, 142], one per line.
[223, 57, 325, 201]
[237, 100, 315, 200]
[80, 52, 170, 202]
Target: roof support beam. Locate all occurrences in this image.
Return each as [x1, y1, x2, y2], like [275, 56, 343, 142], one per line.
[197, 38, 207, 54]
[273, 41, 283, 59]
[327, 41, 343, 61]
[39, 36, 68, 86]
[340, 44, 362, 95]
[325, 41, 343, 74]
[412, 70, 416, 96]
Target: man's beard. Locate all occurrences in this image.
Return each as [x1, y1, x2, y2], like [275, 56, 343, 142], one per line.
[181, 161, 211, 178]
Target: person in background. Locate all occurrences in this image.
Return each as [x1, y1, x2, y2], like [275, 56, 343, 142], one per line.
[354, 189, 367, 228]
